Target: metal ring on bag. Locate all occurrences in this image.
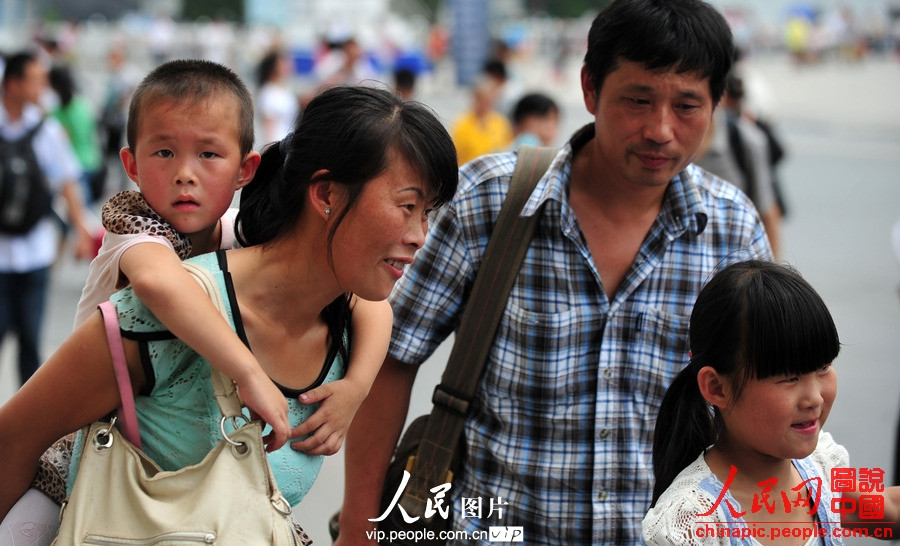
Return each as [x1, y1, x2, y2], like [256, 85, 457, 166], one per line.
[219, 414, 250, 447]
[272, 495, 292, 516]
[93, 416, 117, 450]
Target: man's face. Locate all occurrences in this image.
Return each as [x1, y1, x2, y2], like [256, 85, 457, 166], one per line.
[15, 60, 48, 106]
[581, 60, 714, 189]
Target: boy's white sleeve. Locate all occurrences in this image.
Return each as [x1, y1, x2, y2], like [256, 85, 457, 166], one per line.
[73, 232, 174, 328]
[220, 208, 241, 249]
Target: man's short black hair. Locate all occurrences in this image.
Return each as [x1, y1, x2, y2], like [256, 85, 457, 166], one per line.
[2, 51, 37, 88]
[583, 0, 734, 104]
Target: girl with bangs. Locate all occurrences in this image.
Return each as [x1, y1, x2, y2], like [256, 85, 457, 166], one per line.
[643, 260, 898, 545]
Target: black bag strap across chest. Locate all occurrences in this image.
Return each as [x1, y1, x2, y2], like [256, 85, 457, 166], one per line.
[398, 145, 556, 518]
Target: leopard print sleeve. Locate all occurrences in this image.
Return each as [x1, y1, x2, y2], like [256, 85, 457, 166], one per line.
[102, 190, 192, 259]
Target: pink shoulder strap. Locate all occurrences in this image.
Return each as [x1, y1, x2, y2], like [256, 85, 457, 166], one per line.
[98, 300, 141, 449]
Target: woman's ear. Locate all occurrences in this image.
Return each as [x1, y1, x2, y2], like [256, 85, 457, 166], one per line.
[697, 366, 730, 409]
[308, 170, 341, 220]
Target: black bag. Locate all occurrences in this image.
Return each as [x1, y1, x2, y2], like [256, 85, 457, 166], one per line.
[328, 416, 460, 545]
[376, 415, 462, 544]
[0, 119, 53, 234]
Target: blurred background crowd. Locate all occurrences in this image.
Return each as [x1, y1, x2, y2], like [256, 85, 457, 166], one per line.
[2, 0, 900, 143]
[0, 0, 898, 206]
[1, 1, 899, 543]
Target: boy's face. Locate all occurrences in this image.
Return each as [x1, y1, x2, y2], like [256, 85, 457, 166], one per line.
[533, 110, 560, 147]
[120, 94, 259, 240]
[581, 60, 714, 190]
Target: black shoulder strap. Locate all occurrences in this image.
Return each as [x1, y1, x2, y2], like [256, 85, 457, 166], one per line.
[399, 145, 556, 517]
[25, 118, 45, 140]
[437, 145, 555, 407]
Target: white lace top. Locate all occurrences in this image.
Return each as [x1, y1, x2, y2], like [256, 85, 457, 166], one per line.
[643, 432, 849, 545]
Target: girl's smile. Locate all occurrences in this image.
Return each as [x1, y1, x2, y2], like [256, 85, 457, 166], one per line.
[716, 364, 837, 465]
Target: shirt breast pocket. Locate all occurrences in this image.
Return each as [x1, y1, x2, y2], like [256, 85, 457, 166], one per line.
[482, 303, 595, 417]
[623, 308, 691, 424]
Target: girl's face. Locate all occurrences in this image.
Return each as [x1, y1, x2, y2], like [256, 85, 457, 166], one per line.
[719, 364, 837, 462]
[329, 154, 432, 302]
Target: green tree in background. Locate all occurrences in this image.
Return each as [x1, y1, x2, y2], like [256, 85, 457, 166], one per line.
[527, 0, 612, 17]
[182, 0, 243, 22]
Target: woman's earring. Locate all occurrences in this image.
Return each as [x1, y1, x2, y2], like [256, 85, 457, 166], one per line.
[324, 208, 331, 215]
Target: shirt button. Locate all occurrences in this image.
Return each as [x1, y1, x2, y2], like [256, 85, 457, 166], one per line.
[602, 368, 612, 379]
[599, 428, 611, 439]
[597, 491, 608, 501]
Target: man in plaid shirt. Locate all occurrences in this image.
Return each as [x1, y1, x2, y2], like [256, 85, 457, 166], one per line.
[337, 0, 774, 544]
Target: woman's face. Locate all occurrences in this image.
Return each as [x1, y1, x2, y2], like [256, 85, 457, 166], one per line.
[329, 154, 432, 301]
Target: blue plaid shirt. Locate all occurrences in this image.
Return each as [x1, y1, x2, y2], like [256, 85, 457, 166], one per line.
[388, 125, 773, 545]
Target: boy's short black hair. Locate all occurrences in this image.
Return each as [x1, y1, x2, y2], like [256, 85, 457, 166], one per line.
[511, 92, 559, 125]
[126, 59, 255, 155]
[2, 51, 37, 88]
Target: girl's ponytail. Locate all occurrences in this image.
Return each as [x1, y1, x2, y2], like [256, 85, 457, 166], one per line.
[650, 358, 717, 507]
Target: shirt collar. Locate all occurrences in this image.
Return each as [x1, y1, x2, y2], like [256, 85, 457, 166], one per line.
[0, 103, 43, 131]
[542, 123, 708, 236]
[520, 147, 568, 218]
[518, 123, 597, 217]
[663, 166, 709, 237]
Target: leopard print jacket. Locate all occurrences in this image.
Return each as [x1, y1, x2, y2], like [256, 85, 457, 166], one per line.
[102, 190, 192, 259]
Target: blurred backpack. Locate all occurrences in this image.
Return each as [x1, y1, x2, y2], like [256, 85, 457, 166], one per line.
[725, 112, 790, 219]
[0, 119, 54, 234]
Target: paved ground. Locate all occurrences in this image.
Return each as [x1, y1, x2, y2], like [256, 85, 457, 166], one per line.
[2, 52, 899, 544]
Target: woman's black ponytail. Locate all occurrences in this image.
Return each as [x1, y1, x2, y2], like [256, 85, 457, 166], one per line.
[236, 134, 304, 248]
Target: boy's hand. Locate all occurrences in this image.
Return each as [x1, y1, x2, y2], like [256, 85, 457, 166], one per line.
[236, 372, 290, 452]
[290, 378, 367, 456]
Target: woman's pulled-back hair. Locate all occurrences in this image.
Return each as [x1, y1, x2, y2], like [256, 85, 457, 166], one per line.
[236, 85, 457, 249]
[236, 85, 458, 368]
[48, 65, 76, 107]
[583, 0, 734, 105]
[256, 51, 281, 88]
[126, 59, 255, 155]
[650, 260, 840, 506]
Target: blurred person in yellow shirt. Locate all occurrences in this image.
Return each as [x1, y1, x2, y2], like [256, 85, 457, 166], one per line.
[451, 76, 512, 165]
